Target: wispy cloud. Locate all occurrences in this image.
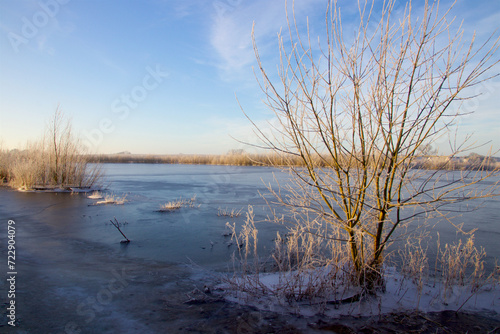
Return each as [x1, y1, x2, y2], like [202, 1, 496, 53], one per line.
[209, 0, 322, 80]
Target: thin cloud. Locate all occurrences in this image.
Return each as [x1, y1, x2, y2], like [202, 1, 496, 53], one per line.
[209, 0, 323, 80]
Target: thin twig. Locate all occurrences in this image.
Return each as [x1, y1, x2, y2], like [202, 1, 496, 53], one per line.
[110, 217, 130, 243]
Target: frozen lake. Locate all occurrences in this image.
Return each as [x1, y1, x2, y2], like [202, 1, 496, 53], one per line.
[1, 164, 293, 269]
[1, 163, 499, 332]
[1, 163, 499, 270]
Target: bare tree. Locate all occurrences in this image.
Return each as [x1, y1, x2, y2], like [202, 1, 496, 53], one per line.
[47, 105, 69, 184]
[247, 0, 500, 290]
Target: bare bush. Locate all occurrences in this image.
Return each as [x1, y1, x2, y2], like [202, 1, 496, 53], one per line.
[244, 0, 500, 291]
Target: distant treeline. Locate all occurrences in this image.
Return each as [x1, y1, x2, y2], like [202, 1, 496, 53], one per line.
[411, 154, 500, 171]
[86, 152, 500, 170]
[86, 152, 294, 166]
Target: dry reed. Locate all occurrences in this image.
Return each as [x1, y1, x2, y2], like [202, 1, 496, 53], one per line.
[223, 206, 361, 304]
[223, 207, 498, 308]
[217, 207, 243, 218]
[94, 194, 127, 205]
[436, 234, 490, 293]
[87, 191, 103, 199]
[87, 152, 500, 170]
[1, 110, 102, 190]
[158, 195, 198, 212]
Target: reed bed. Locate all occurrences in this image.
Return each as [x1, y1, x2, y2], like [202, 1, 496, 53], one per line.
[0, 110, 101, 190]
[0, 148, 101, 190]
[86, 152, 302, 167]
[86, 152, 500, 170]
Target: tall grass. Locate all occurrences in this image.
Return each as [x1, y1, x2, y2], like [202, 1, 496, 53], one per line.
[0, 147, 13, 182]
[224, 207, 359, 303]
[223, 207, 498, 307]
[0, 109, 101, 190]
[218, 207, 243, 218]
[3, 142, 101, 190]
[435, 234, 492, 293]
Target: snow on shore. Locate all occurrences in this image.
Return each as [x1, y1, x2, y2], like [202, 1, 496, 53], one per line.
[217, 267, 500, 318]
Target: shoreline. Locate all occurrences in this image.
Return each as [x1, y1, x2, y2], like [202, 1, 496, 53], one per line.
[86, 153, 500, 171]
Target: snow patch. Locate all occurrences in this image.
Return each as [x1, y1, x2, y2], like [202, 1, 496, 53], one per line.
[216, 266, 500, 318]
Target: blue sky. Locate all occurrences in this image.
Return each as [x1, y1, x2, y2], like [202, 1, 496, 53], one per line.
[0, 0, 499, 155]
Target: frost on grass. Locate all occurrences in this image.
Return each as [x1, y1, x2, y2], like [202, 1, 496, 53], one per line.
[216, 266, 500, 319]
[158, 195, 198, 212]
[216, 207, 500, 318]
[217, 207, 243, 218]
[87, 191, 103, 199]
[92, 194, 127, 205]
